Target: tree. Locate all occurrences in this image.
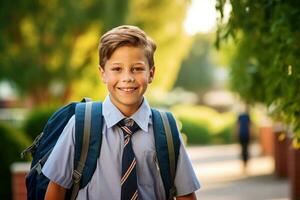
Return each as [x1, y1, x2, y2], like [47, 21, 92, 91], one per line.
[216, 0, 300, 143]
[174, 34, 215, 96]
[0, 0, 128, 105]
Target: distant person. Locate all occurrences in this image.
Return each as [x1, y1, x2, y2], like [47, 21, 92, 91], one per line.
[236, 106, 251, 172]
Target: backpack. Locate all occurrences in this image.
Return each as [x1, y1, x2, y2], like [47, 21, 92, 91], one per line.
[22, 99, 180, 200]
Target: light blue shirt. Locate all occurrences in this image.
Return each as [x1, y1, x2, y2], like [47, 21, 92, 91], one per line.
[42, 96, 200, 199]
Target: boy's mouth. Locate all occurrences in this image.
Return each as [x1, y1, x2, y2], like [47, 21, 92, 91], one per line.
[117, 87, 138, 92]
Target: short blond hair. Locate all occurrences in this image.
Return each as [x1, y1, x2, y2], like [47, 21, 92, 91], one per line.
[99, 25, 156, 68]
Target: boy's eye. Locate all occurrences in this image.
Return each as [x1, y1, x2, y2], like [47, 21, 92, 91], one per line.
[112, 67, 122, 71]
[132, 66, 145, 72]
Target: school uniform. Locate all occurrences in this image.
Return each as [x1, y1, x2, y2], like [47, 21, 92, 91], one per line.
[42, 96, 200, 199]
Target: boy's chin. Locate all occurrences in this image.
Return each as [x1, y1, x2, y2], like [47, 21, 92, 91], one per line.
[110, 95, 143, 106]
[120, 98, 144, 107]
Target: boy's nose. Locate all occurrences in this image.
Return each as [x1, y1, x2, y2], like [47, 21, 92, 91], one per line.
[122, 72, 135, 82]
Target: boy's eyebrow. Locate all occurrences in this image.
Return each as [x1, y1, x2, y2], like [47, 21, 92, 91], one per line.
[111, 62, 123, 65]
[111, 61, 146, 65]
[133, 61, 146, 65]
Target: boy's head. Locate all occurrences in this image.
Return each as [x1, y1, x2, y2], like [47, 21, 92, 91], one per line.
[98, 25, 156, 69]
[98, 25, 157, 116]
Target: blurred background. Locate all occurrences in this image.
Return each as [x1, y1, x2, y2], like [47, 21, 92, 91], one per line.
[1, 0, 300, 199]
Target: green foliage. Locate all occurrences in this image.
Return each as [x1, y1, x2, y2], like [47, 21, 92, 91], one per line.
[0, 0, 128, 104]
[178, 117, 212, 144]
[171, 104, 235, 145]
[0, 123, 31, 199]
[216, 0, 300, 141]
[174, 34, 215, 95]
[23, 106, 58, 140]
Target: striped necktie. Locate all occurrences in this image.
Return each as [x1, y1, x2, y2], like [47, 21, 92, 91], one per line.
[118, 118, 140, 200]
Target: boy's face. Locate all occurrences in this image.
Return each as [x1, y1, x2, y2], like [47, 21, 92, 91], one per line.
[100, 45, 155, 115]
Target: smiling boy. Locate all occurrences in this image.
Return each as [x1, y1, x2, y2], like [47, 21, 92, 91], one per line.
[43, 25, 200, 200]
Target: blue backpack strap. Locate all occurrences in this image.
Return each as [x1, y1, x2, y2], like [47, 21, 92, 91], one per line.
[74, 102, 103, 188]
[151, 109, 180, 199]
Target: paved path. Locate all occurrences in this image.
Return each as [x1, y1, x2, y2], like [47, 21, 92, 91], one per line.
[187, 143, 290, 200]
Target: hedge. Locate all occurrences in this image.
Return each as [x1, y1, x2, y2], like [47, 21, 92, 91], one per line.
[171, 104, 235, 145]
[0, 122, 31, 199]
[23, 106, 58, 140]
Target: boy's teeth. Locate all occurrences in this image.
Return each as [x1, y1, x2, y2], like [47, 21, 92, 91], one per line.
[120, 88, 135, 91]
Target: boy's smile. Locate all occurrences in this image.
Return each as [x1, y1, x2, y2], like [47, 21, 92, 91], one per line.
[100, 45, 155, 116]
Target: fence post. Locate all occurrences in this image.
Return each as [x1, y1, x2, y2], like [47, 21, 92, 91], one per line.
[289, 146, 300, 200]
[10, 162, 30, 200]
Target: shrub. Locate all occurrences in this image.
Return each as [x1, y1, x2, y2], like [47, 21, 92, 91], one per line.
[23, 106, 58, 140]
[213, 126, 234, 144]
[179, 117, 212, 144]
[0, 122, 31, 199]
[211, 112, 235, 144]
[171, 104, 235, 145]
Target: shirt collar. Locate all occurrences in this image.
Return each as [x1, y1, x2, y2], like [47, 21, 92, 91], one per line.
[102, 95, 152, 132]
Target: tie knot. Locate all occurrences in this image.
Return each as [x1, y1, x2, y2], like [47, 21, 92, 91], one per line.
[118, 118, 140, 136]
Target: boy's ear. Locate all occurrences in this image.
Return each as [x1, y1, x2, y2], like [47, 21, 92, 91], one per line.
[149, 66, 155, 83]
[99, 66, 107, 83]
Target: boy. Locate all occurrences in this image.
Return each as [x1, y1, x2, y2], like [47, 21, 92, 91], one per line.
[42, 25, 200, 200]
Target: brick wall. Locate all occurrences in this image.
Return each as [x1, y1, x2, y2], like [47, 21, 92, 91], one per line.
[259, 126, 274, 156]
[10, 162, 30, 200]
[273, 132, 288, 177]
[289, 147, 300, 200]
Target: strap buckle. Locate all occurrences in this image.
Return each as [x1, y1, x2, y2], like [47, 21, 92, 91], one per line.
[72, 170, 82, 184]
[169, 186, 177, 199]
[21, 132, 44, 158]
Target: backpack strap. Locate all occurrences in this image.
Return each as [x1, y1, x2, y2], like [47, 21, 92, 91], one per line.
[159, 111, 177, 198]
[82, 97, 92, 102]
[71, 101, 103, 200]
[151, 109, 180, 200]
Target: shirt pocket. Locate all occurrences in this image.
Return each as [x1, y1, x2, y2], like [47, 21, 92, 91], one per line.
[138, 150, 166, 200]
[138, 150, 160, 186]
